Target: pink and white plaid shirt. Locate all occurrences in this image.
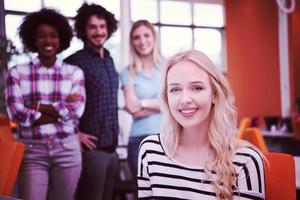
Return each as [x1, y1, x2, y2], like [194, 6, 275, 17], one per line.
[5, 57, 86, 140]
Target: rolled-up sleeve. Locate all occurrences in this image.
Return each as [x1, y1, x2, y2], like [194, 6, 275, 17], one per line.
[52, 67, 86, 125]
[5, 68, 41, 127]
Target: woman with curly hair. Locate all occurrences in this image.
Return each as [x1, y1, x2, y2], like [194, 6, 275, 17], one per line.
[5, 8, 85, 200]
[137, 50, 265, 199]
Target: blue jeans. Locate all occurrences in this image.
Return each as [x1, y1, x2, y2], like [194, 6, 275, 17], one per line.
[18, 135, 82, 200]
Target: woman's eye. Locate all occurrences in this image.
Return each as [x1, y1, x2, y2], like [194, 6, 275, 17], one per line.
[192, 86, 203, 91]
[169, 88, 180, 93]
[133, 36, 140, 41]
[36, 34, 45, 39]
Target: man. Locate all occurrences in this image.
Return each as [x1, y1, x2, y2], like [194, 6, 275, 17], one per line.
[65, 3, 119, 200]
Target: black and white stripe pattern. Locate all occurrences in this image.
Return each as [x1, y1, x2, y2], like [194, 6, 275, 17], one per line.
[137, 134, 265, 200]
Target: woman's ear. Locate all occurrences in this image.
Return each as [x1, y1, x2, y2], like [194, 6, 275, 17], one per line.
[212, 94, 216, 105]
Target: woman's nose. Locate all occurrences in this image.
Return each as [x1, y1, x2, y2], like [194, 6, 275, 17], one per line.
[180, 90, 192, 105]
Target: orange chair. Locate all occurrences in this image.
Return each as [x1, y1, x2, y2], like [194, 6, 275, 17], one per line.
[264, 153, 296, 200]
[240, 127, 269, 155]
[0, 115, 16, 142]
[237, 117, 251, 138]
[0, 141, 25, 196]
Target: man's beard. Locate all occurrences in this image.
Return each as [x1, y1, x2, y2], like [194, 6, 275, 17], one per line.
[92, 34, 106, 48]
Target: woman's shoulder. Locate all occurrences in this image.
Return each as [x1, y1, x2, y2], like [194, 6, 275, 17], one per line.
[119, 67, 130, 80]
[233, 146, 264, 165]
[139, 134, 162, 151]
[120, 66, 129, 74]
[140, 134, 160, 146]
[7, 60, 33, 75]
[59, 60, 84, 76]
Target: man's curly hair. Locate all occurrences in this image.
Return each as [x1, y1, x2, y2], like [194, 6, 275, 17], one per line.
[74, 3, 118, 42]
[19, 8, 73, 53]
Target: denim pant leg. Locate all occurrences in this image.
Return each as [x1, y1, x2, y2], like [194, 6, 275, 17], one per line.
[127, 135, 148, 179]
[48, 136, 82, 200]
[18, 135, 81, 200]
[76, 150, 119, 200]
[18, 144, 50, 200]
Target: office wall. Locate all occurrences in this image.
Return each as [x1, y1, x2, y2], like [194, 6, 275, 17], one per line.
[290, 2, 300, 109]
[225, 0, 281, 119]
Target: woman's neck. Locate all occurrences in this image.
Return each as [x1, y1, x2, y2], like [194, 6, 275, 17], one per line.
[140, 54, 154, 77]
[180, 125, 210, 150]
[141, 54, 154, 69]
[172, 125, 212, 166]
[39, 55, 56, 68]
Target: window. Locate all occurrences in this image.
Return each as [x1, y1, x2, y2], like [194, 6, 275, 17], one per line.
[131, 0, 158, 23]
[130, 0, 226, 72]
[2, 0, 225, 72]
[160, 27, 192, 58]
[3, 0, 121, 69]
[160, 1, 191, 25]
[4, 0, 41, 12]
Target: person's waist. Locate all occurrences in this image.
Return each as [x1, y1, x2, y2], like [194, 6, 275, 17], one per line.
[83, 145, 116, 153]
[19, 125, 77, 139]
[19, 134, 78, 145]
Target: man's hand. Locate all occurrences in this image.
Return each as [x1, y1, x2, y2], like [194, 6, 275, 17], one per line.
[66, 93, 82, 103]
[78, 131, 98, 150]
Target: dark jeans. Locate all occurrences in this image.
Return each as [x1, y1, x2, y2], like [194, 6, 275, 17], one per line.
[127, 135, 148, 200]
[127, 135, 148, 180]
[76, 150, 119, 200]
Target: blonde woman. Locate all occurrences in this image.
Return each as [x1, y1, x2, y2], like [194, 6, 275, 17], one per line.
[137, 50, 265, 199]
[120, 20, 163, 179]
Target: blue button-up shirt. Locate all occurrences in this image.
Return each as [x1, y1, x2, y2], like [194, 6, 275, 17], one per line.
[65, 45, 119, 151]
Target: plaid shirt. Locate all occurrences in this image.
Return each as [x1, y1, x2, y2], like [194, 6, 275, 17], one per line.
[5, 57, 86, 140]
[65, 45, 119, 151]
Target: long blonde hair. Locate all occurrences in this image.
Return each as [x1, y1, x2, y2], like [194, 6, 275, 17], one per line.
[128, 20, 163, 76]
[160, 50, 244, 199]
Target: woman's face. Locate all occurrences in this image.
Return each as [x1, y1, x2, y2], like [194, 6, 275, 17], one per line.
[131, 25, 154, 57]
[167, 60, 214, 129]
[35, 24, 60, 59]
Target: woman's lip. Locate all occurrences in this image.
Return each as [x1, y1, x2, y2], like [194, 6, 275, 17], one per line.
[43, 46, 54, 50]
[179, 108, 199, 117]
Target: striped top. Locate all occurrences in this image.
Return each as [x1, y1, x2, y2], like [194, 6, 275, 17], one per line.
[137, 134, 265, 200]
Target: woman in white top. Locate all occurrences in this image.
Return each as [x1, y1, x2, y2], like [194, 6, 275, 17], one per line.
[137, 50, 265, 199]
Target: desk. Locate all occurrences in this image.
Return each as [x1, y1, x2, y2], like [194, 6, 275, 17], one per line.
[0, 195, 21, 200]
[261, 130, 294, 138]
[261, 130, 300, 156]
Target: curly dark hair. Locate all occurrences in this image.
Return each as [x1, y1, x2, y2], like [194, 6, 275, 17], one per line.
[19, 8, 73, 53]
[74, 3, 118, 42]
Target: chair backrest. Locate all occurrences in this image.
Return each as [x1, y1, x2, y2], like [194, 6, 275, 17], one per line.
[240, 127, 269, 154]
[264, 153, 296, 200]
[237, 117, 252, 138]
[0, 141, 25, 196]
[0, 115, 15, 142]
